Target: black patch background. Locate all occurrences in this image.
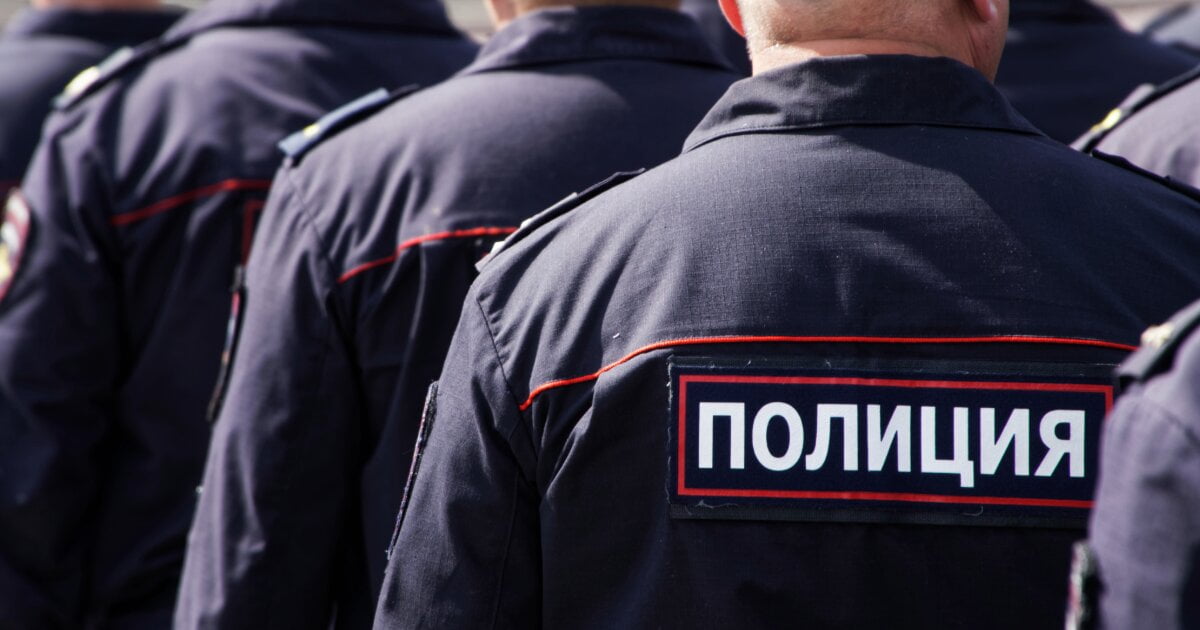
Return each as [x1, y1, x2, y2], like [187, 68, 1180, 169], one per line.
[669, 356, 1114, 528]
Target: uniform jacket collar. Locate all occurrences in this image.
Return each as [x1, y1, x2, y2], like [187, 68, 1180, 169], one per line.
[3, 7, 182, 45]
[1009, 0, 1114, 22]
[459, 6, 731, 76]
[164, 0, 459, 43]
[684, 55, 1042, 152]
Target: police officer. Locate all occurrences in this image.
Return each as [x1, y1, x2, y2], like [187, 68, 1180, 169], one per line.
[1069, 300, 1200, 630]
[1144, 3, 1200, 56]
[0, 0, 180, 191]
[176, 0, 737, 628]
[177, 0, 734, 624]
[682, 0, 750, 74]
[1073, 66, 1200, 186]
[0, 0, 476, 627]
[373, 0, 1200, 626]
[995, 0, 1195, 144]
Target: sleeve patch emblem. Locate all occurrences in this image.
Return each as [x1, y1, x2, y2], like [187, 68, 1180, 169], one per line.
[0, 189, 33, 304]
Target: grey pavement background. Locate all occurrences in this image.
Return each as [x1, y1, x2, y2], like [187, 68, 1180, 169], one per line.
[0, 0, 1189, 34]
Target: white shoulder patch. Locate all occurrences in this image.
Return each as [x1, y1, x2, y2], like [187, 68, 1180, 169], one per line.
[0, 189, 33, 303]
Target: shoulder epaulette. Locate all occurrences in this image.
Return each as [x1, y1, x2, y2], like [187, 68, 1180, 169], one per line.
[54, 41, 165, 110]
[278, 85, 421, 162]
[1118, 298, 1200, 389]
[1091, 150, 1200, 203]
[1075, 66, 1200, 153]
[476, 169, 645, 272]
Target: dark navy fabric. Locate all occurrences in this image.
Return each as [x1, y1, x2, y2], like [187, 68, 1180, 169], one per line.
[0, 0, 477, 627]
[374, 55, 1200, 630]
[0, 7, 180, 190]
[1088, 300, 1200, 630]
[1080, 68, 1200, 187]
[181, 7, 736, 630]
[1145, 4, 1200, 56]
[996, 0, 1196, 143]
[681, 0, 749, 75]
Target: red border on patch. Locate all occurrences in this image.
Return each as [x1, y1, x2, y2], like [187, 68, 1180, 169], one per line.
[676, 374, 1113, 509]
[0, 189, 33, 304]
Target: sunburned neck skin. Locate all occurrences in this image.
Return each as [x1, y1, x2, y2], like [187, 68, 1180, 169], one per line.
[33, 0, 161, 9]
[751, 38, 948, 74]
[719, 0, 1007, 80]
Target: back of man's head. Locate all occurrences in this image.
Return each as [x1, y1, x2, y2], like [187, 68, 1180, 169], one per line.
[720, 0, 1008, 78]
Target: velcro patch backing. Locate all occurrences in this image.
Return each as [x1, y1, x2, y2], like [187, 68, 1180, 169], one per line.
[669, 357, 1114, 528]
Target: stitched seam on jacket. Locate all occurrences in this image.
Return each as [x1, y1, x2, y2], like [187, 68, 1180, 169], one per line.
[489, 467, 527, 628]
[259, 172, 344, 629]
[472, 294, 538, 627]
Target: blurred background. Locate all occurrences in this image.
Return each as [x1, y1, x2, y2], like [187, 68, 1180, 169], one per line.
[0, 0, 1188, 34]
[1111, 0, 1196, 27]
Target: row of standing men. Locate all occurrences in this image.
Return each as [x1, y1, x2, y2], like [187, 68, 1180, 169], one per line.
[0, 0, 1199, 627]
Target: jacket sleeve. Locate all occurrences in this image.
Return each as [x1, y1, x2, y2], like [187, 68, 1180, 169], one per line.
[1089, 390, 1200, 630]
[0, 117, 123, 628]
[174, 172, 363, 629]
[373, 291, 541, 630]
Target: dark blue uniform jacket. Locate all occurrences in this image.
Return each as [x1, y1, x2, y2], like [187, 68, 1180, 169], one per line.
[0, 7, 180, 189]
[1144, 4, 1200, 56]
[996, 0, 1196, 143]
[0, 0, 476, 628]
[681, 0, 749, 75]
[1074, 66, 1200, 187]
[1083, 300, 1200, 630]
[375, 55, 1200, 629]
[178, 8, 737, 628]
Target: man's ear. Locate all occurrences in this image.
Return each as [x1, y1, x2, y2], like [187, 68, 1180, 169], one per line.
[718, 0, 746, 36]
[483, 0, 518, 28]
[969, 0, 999, 22]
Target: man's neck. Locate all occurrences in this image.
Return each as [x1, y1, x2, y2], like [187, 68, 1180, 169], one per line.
[490, 0, 679, 31]
[750, 38, 949, 75]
